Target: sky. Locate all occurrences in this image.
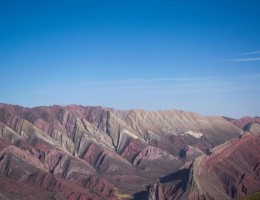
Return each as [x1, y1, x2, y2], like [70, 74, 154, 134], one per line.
[0, 0, 260, 118]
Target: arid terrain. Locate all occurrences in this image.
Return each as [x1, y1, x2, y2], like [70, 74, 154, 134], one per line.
[0, 103, 259, 200]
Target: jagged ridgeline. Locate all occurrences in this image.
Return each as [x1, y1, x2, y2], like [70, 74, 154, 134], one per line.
[0, 103, 259, 200]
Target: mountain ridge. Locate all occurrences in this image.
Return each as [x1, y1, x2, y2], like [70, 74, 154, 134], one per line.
[0, 103, 258, 200]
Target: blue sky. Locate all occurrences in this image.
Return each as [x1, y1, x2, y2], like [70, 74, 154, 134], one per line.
[0, 0, 260, 118]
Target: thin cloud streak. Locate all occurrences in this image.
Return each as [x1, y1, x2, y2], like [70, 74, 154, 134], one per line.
[45, 73, 260, 89]
[45, 77, 215, 88]
[209, 57, 260, 62]
[37, 74, 258, 95]
[239, 50, 260, 55]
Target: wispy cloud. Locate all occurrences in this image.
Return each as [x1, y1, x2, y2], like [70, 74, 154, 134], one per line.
[239, 50, 260, 55]
[209, 57, 260, 62]
[45, 77, 211, 88]
[37, 74, 260, 96]
[208, 49, 260, 62]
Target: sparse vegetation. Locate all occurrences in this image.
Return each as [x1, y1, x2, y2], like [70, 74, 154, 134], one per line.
[114, 189, 132, 200]
[238, 192, 260, 200]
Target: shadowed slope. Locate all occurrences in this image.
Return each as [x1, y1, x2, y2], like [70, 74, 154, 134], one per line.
[137, 123, 260, 200]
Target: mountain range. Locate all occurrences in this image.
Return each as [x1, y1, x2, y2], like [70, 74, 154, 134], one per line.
[0, 103, 259, 200]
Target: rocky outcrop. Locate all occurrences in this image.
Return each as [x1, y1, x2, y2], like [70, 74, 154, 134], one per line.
[138, 125, 260, 200]
[224, 116, 260, 130]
